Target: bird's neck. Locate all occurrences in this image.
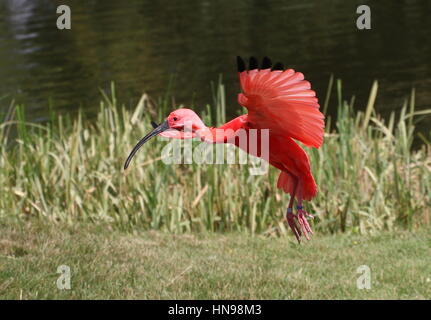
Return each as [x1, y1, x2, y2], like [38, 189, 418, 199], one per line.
[195, 115, 248, 143]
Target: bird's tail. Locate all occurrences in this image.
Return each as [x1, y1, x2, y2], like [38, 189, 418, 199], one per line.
[301, 172, 318, 201]
[277, 171, 317, 201]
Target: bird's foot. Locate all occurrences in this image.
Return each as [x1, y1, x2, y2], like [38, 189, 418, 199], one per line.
[286, 206, 314, 243]
[296, 206, 314, 241]
[286, 208, 302, 243]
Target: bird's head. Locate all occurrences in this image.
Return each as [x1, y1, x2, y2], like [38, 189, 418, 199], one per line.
[124, 108, 205, 170]
[166, 108, 205, 131]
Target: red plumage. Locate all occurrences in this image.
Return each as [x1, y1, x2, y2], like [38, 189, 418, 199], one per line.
[125, 56, 325, 242]
[236, 57, 324, 203]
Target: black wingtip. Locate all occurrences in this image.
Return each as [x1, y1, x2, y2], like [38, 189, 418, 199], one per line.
[272, 62, 284, 71]
[261, 56, 272, 69]
[236, 56, 246, 72]
[249, 56, 258, 70]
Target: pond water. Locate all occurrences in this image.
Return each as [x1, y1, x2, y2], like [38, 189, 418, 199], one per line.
[0, 0, 430, 128]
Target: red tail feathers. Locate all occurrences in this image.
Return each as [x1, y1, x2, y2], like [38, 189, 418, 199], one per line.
[277, 171, 317, 201]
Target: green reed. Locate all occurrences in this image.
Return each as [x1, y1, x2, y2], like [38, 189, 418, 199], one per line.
[1, 79, 430, 235]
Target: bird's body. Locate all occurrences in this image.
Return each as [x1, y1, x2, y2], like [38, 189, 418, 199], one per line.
[125, 56, 324, 242]
[197, 114, 318, 202]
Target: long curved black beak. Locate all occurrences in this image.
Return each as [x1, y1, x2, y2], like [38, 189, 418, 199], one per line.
[124, 120, 169, 170]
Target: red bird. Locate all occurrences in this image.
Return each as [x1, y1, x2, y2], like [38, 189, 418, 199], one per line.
[124, 56, 325, 242]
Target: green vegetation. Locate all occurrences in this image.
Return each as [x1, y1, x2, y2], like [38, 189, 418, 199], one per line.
[0, 80, 430, 235]
[0, 220, 430, 299]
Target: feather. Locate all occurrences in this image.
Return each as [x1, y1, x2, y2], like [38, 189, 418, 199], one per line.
[237, 63, 324, 148]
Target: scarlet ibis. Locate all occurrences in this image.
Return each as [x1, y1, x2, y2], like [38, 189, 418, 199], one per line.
[124, 56, 325, 242]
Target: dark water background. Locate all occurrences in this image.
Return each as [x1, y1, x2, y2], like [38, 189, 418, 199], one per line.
[0, 0, 430, 127]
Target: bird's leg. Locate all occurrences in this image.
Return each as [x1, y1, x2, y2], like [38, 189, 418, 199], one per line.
[285, 174, 302, 243]
[295, 186, 314, 240]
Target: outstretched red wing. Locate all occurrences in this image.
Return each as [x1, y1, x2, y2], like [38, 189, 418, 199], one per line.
[237, 57, 324, 148]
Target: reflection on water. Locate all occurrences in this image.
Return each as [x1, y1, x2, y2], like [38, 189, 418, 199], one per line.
[0, 0, 430, 126]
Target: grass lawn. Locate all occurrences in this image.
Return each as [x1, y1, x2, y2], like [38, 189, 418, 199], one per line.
[0, 219, 430, 300]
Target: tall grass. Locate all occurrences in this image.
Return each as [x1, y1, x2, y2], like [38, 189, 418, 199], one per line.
[1, 80, 430, 235]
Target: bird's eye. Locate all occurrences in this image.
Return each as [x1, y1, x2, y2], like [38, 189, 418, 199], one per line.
[173, 117, 178, 121]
